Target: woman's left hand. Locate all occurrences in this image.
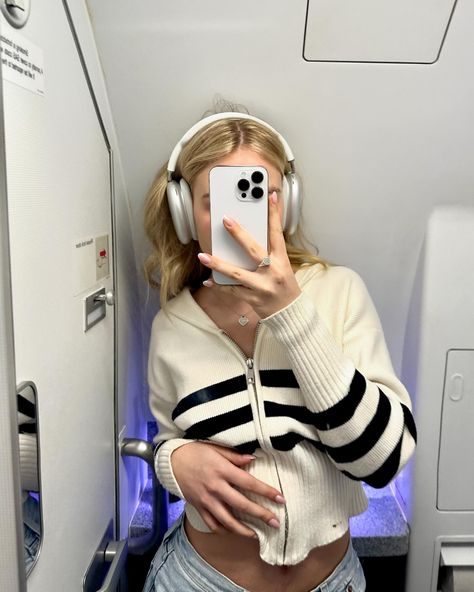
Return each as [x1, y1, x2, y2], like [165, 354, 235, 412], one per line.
[197, 192, 301, 319]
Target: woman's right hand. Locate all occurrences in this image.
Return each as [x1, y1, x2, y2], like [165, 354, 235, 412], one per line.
[171, 441, 286, 539]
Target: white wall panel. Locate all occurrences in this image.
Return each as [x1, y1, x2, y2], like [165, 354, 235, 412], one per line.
[67, 0, 148, 541]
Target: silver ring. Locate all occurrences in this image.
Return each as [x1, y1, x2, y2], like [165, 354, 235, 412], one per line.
[258, 256, 271, 268]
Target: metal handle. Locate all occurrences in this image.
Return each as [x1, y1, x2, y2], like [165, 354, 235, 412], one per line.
[6, 0, 26, 10]
[121, 438, 167, 555]
[95, 539, 127, 592]
[94, 291, 115, 306]
[121, 438, 154, 467]
[1, 0, 30, 28]
[83, 520, 127, 592]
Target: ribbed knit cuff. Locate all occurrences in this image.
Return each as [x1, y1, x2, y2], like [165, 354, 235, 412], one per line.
[261, 292, 355, 412]
[154, 438, 195, 499]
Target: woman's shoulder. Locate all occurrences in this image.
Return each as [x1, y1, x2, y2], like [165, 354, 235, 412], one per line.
[296, 262, 365, 290]
[297, 263, 379, 324]
[151, 289, 191, 330]
[151, 287, 214, 334]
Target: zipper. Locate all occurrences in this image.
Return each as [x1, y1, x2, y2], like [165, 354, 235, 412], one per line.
[220, 325, 266, 443]
[245, 357, 266, 441]
[220, 325, 289, 563]
[246, 355, 289, 562]
[246, 357, 255, 385]
[220, 321, 262, 362]
[274, 460, 289, 562]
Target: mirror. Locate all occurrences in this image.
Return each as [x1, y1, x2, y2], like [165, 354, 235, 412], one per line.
[17, 381, 42, 575]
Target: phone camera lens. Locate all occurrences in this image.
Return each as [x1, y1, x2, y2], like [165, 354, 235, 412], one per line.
[238, 179, 250, 191]
[241, 193, 247, 198]
[251, 171, 264, 184]
[251, 186, 264, 199]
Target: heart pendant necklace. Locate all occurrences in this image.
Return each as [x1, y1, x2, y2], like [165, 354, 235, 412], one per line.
[238, 314, 250, 327]
[211, 290, 254, 328]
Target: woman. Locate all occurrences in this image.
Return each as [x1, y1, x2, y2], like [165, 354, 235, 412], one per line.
[142, 111, 416, 592]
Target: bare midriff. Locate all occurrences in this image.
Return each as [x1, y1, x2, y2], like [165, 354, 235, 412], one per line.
[184, 517, 350, 592]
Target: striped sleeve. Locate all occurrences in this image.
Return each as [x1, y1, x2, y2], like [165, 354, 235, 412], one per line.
[17, 387, 39, 492]
[148, 317, 196, 499]
[261, 271, 416, 488]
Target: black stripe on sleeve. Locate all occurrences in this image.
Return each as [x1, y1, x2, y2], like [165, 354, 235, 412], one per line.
[259, 369, 300, 388]
[271, 432, 326, 453]
[324, 389, 391, 464]
[401, 403, 417, 443]
[17, 395, 36, 420]
[264, 401, 315, 425]
[312, 370, 366, 430]
[271, 432, 304, 451]
[234, 440, 260, 455]
[184, 405, 253, 440]
[172, 375, 247, 420]
[342, 431, 404, 488]
[154, 441, 166, 453]
[19, 423, 37, 434]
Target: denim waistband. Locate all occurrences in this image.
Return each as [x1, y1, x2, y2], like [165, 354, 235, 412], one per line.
[171, 516, 246, 592]
[165, 515, 361, 592]
[317, 537, 359, 592]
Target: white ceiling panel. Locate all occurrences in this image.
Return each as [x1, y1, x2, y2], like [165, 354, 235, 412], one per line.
[304, 0, 458, 63]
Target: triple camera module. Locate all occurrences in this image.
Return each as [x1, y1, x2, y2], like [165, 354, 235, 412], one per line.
[237, 170, 265, 199]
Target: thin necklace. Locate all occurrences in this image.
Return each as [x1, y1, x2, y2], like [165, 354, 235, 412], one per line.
[210, 291, 255, 327]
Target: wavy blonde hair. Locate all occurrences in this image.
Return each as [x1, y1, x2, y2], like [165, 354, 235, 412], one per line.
[144, 116, 328, 305]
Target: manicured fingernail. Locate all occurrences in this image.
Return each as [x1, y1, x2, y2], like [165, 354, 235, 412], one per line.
[223, 215, 235, 227]
[252, 533, 258, 539]
[270, 191, 278, 205]
[242, 454, 256, 461]
[198, 253, 211, 265]
[275, 495, 286, 504]
[268, 518, 280, 529]
[203, 279, 213, 287]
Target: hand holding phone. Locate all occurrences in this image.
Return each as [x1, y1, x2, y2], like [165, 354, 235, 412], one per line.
[210, 165, 268, 285]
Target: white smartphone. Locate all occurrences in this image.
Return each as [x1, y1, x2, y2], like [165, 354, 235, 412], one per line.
[209, 165, 269, 285]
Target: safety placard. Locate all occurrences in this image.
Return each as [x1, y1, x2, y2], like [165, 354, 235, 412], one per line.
[1, 28, 45, 96]
[73, 235, 110, 296]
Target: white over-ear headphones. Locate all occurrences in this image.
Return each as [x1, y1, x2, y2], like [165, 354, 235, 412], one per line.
[167, 112, 302, 244]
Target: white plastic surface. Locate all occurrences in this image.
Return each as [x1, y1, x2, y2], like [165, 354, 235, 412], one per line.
[304, 0, 457, 63]
[2, 2, 116, 589]
[438, 350, 474, 511]
[441, 542, 474, 567]
[396, 206, 474, 592]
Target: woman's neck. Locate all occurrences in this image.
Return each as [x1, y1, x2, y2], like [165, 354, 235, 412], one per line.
[192, 285, 259, 358]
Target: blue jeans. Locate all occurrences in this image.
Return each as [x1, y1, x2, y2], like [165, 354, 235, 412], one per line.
[23, 494, 41, 573]
[143, 515, 366, 592]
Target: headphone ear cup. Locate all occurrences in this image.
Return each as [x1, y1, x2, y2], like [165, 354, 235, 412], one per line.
[281, 176, 290, 232]
[179, 179, 197, 241]
[166, 179, 197, 244]
[282, 173, 302, 236]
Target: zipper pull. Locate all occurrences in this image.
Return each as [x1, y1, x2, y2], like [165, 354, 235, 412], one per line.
[246, 358, 255, 384]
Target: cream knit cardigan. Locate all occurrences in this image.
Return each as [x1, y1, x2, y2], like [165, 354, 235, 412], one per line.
[148, 264, 416, 565]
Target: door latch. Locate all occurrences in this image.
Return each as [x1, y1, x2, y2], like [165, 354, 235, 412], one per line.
[1, 0, 30, 28]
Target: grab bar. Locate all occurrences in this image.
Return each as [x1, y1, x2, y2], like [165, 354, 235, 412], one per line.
[121, 438, 167, 555]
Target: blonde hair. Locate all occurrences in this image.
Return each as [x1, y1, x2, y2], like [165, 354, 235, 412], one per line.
[144, 116, 328, 305]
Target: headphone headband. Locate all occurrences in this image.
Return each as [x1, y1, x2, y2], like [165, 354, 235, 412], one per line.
[167, 112, 295, 179]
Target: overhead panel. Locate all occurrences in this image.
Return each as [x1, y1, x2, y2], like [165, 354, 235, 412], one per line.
[303, 0, 458, 64]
